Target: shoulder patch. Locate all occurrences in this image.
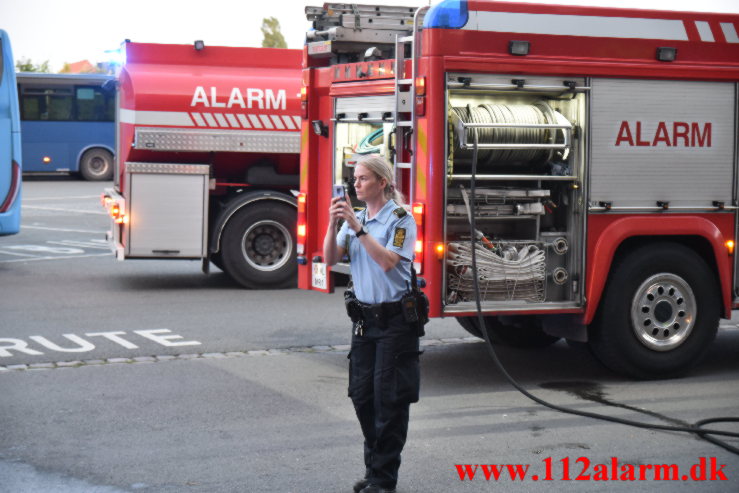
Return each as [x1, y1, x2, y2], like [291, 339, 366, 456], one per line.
[393, 207, 407, 218]
[393, 227, 406, 248]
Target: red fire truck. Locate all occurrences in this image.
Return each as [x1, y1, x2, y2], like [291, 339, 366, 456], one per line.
[102, 41, 302, 288]
[297, 1, 739, 378]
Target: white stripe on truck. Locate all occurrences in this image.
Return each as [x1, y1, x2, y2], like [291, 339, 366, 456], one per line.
[119, 109, 195, 126]
[464, 10, 688, 41]
[120, 109, 299, 130]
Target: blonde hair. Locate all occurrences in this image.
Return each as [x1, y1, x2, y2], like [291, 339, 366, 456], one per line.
[356, 155, 405, 205]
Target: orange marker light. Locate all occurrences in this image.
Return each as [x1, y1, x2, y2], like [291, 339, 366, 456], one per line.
[297, 224, 306, 238]
[415, 240, 423, 254]
[726, 240, 735, 255]
[435, 242, 445, 259]
[415, 77, 426, 96]
[42, 156, 51, 164]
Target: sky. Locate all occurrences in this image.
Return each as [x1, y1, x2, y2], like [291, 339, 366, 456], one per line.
[1, 0, 738, 72]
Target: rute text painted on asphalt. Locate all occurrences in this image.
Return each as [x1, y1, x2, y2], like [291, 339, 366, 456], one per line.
[0, 329, 201, 357]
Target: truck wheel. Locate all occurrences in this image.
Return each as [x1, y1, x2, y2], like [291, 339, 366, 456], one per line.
[79, 148, 113, 181]
[220, 202, 296, 289]
[588, 243, 720, 379]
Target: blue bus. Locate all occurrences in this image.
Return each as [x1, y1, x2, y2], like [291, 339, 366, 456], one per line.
[0, 29, 21, 235]
[17, 72, 115, 181]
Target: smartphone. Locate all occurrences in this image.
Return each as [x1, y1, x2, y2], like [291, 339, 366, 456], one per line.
[333, 184, 346, 201]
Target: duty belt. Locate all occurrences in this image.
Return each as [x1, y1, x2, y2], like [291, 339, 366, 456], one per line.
[358, 300, 403, 324]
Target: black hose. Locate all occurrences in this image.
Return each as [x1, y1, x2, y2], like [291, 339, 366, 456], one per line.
[467, 129, 739, 456]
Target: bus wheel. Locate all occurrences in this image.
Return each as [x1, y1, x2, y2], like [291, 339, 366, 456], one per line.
[220, 202, 296, 289]
[588, 243, 720, 379]
[79, 148, 113, 181]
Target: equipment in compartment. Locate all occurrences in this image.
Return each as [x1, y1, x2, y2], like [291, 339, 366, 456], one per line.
[447, 185, 550, 218]
[443, 76, 584, 310]
[449, 101, 572, 168]
[447, 241, 546, 303]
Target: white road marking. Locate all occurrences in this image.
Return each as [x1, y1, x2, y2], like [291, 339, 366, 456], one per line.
[23, 195, 101, 201]
[86, 332, 139, 349]
[23, 225, 103, 234]
[22, 205, 106, 215]
[47, 240, 110, 250]
[30, 335, 96, 353]
[0, 249, 37, 257]
[0, 252, 111, 263]
[3, 245, 84, 254]
[0, 337, 482, 372]
[0, 330, 201, 359]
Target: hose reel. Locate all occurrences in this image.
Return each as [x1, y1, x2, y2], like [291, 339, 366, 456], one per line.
[449, 102, 572, 167]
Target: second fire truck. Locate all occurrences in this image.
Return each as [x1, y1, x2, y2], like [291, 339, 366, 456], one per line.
[103, 41, 302, 288]
[297, 1, 739, 378]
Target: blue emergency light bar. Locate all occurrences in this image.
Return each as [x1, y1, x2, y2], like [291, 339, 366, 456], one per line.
[424, 0, 469, 29]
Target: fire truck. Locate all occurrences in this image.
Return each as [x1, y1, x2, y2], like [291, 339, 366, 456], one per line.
[102, 41, 302, 288]
[297, 1, 739, 378]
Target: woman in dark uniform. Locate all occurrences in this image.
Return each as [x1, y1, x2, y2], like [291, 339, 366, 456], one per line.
[323, 155, 420, 493]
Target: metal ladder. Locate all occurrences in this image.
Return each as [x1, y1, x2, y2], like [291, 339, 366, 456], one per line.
[393, 6, 428, 204]
[305, 3, 418, 59]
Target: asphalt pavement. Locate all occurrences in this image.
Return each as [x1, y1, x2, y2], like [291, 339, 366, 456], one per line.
[1, 177, 738, 493]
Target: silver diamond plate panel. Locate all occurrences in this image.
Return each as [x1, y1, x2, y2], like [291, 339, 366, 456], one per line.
[135, 127, 300, 154]
[125, 162, 210, 175]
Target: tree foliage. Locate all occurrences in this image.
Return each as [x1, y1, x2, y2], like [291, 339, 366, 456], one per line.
[261, 17, 287, 48]
[15, 58, 50, 72]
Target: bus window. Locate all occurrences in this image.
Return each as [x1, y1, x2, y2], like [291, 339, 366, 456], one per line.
[20, 86, 74, 121]
[75, 86, 114, 122]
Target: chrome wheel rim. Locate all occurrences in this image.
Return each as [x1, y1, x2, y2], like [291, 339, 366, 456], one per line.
[241, 220, 292, 272]
[630, 273, 696, 352]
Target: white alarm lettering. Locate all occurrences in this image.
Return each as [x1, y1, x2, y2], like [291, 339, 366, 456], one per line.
[210, 87, 226, 108]
[228, 87, 246, 108]
[191, 87, 289, 110]
[247, 88, 264, 109]
[265, 89, 286, 110]
[191, 86, 209, 107]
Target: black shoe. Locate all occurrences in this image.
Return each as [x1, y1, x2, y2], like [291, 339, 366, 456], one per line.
[352, 478, 370, 492]
[359, 485, 396, 493]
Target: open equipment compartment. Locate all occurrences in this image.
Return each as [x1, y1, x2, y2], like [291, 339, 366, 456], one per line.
[443, 74, 588, 314]
[332, 95, 396, 203]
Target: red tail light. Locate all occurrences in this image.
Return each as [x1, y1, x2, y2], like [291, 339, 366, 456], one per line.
[412, 202, 425, 274]
[297, 193, 307, 255]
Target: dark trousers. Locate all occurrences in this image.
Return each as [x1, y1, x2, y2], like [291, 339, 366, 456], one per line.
[348, 312, 421, 489]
